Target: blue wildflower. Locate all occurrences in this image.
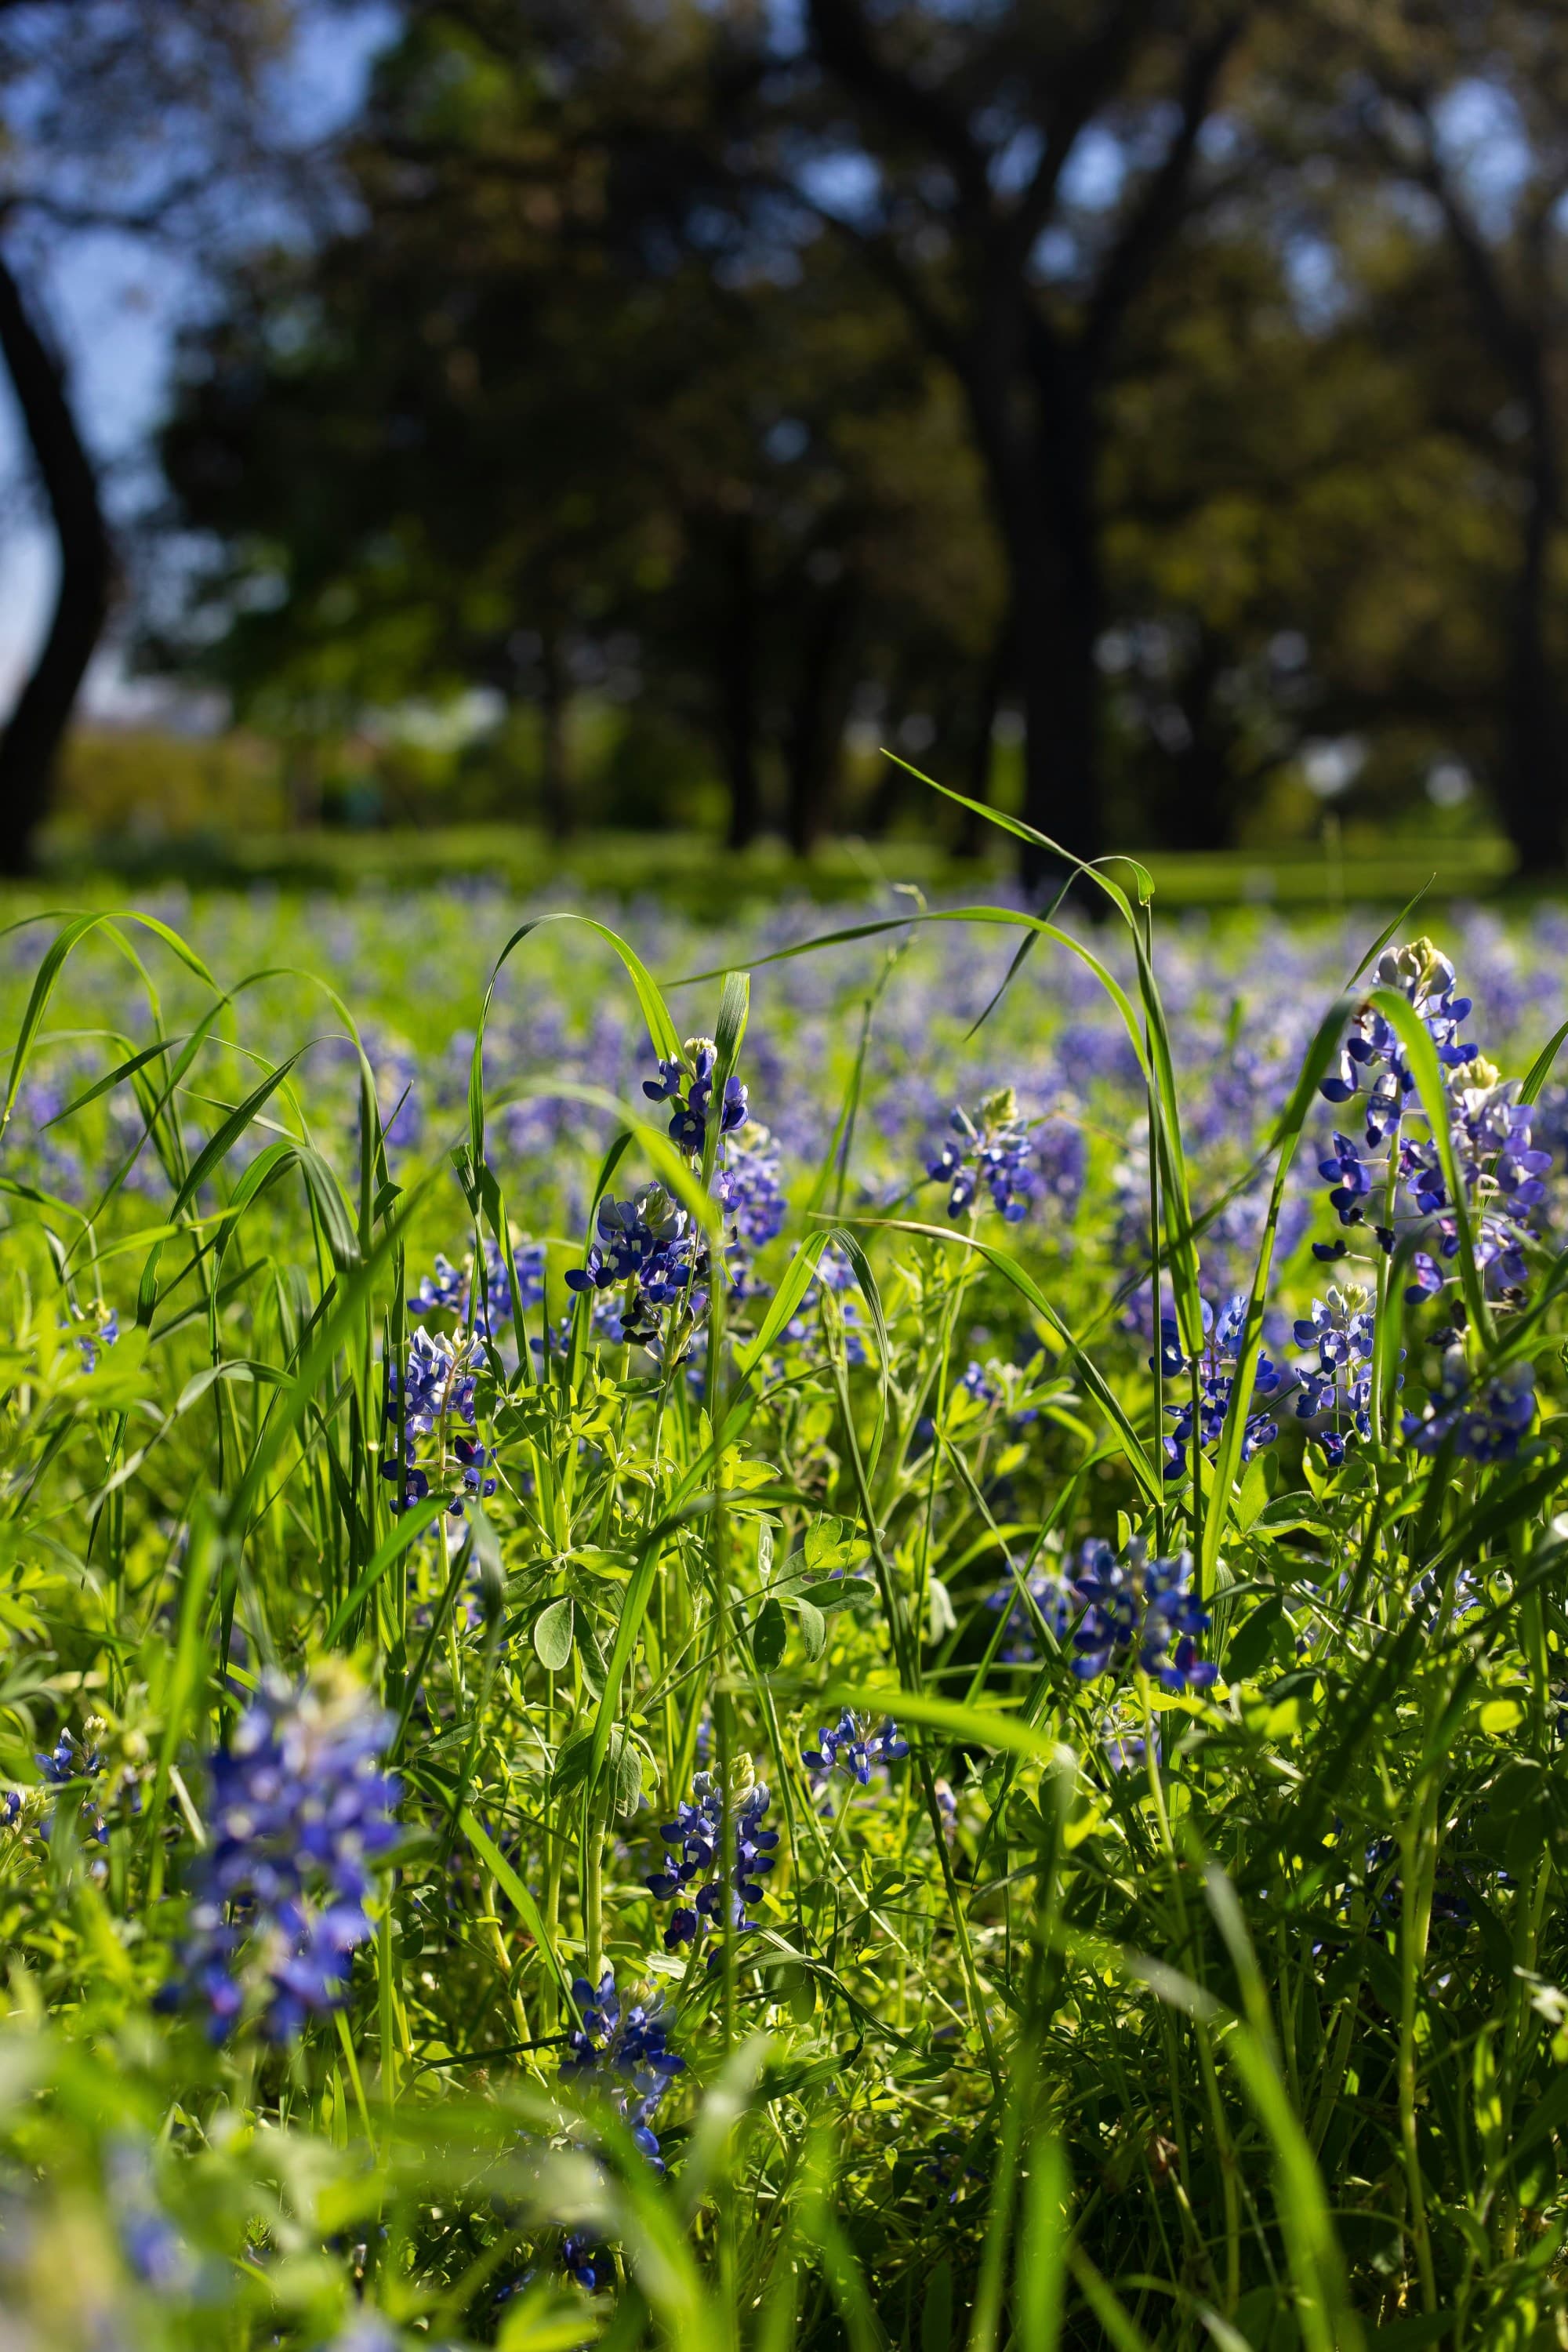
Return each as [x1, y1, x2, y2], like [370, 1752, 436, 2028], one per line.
[1157, 1294, 1282, 1480]
[1404, 1347, 1537, 1465]
[802, 1708, 909, 1786]
[1320, 938, 1476, 1145]
[559, 1968, 685, 2168]
[644, 1038, 749, 1154]
[1293, 1284, 1379, 1465]
[645, 1767, 779, 1951]
[986, 1568, 1074, 1664]
[926, 1087, 1039, 1221]
[1071, 1539, 1217, 1692]
[410, 1237, 547, 1334]
[167, 1668, 400, 2042]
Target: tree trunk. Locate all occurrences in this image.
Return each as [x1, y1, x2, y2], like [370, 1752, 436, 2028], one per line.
[965, 333, 1104, 896]
[0, 250, 114, 876]
[1148, 626, 1232, 851]
[539, 630, 573, 840]
[720, 512, 762, 850]
[1011, 388, 1104, 895]
[1496, 456, 1566, 871]
[785, 571, 856, 856]
[955, 608, 1012, 858]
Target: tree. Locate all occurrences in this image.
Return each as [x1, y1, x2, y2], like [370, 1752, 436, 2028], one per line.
[747, 0, 1253, 883]
[157, 3, 1006, 851]
[1273, 0, 1568, 869]
[0, 0, 303, 871]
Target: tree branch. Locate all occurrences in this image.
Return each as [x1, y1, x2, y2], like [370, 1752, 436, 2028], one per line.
[1079, 13, 1247, 377]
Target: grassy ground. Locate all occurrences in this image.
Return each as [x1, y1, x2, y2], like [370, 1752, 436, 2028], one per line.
[26, 822, 1522, 911]
[0, 874, 1564, 2348]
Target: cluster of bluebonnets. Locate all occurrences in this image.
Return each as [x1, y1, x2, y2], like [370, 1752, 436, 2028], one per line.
[166, 1669, 401, 2042]
[4, 880, 1568, 2346]
[132, 924, 1556, 2068]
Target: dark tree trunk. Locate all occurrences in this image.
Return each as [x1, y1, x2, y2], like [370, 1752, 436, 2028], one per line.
[1011, 374, 1104, 895]
[0, 250, 114, 876]
[1149, 627, 1232, 851]
[1497, 456, 1566, 871]
[954, 609, 1011, 858]
[539, 630, 573, 840]
[785, 571, 856, 856]
[720, 513, 762, 851]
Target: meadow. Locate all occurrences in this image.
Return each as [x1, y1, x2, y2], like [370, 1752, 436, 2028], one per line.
[2, 844, 1568, 2350]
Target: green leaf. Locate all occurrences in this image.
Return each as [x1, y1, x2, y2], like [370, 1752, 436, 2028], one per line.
[533, 1596, 575, 1672]
[753, 1594, 787, 1673]
[796, 1597, 827, 1661]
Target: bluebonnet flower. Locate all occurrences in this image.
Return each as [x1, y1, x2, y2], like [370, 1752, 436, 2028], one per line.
[1292, 1285, 1377, 1465]
[1071, 1539, 1217, 1692]
[380, 1330, 492, 1517]
[644, 1766, 779, 1951]
[561, 2234, 607, 2292]
[644, 1038, 749, 1153]
[559, 1969, 685, 2168]
[1404, 1347, 1537, 1464]
[410, 1238, 547, 1334]
[1316, 943, 1551, 1304]
[960, 1359, 998, 1406]
[72, 1303, 119, 1372]
[802, 1708, 909, 1785]
[926, 1087, 1039, 1221]
[107, 2139, 196, 2293]
[565, 1184, 714, 1352]
[166, 1668, 400, 2042]
[986, 1568, 1074, 1664]
[33, 1723, 118, 1849]
[1157, 1294, 1282, 1479]
[568, 1187, 688, 1294]
[1031, 1118, 1087, 1218]
[1319, 1133, 1376, 1229]
[386, 1327, 479, 1439]
[1321, 938, 1477, 1145]
[779, 1241, 870, 1367]
[715, 1127, 786, 1247]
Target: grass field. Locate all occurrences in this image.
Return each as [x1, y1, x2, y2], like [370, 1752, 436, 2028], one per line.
[24, 819, 1522, 913]
[1, 862, 1567, 2349]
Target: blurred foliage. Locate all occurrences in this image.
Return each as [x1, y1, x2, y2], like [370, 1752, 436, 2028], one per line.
[127, 0, 1568, 866]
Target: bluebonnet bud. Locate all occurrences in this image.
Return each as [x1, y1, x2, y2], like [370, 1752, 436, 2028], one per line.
[1404, 1348, 1536, 1464]
[1071, 1539, 1216, 1692]
[166, 1668, 400, 2042]
[559, 1969, 685, 2168]
[645, 1766, 779, 1951]
[802, 1708, 909, 1786]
